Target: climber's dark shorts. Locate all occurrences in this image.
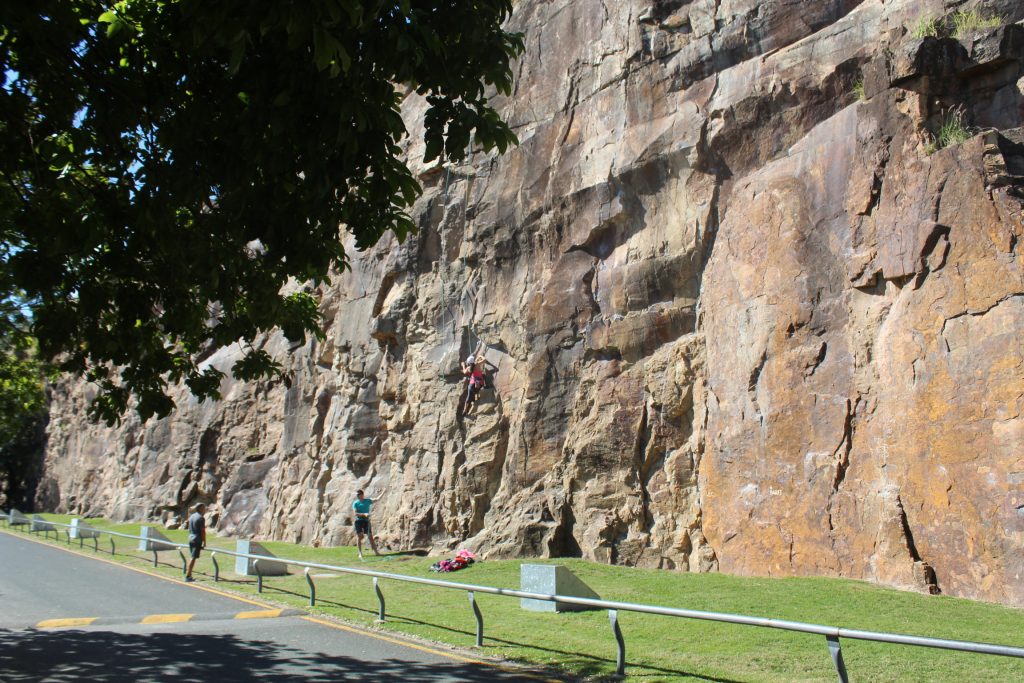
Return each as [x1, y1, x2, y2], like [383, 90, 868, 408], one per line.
[354, 517, 370, 536]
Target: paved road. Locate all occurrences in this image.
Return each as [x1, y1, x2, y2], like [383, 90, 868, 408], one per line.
[0, 530, 558, 682]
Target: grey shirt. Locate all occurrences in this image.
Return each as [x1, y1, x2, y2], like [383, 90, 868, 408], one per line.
[188, 511, 205, 543]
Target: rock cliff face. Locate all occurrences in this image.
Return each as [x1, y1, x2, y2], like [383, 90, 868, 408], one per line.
[39, 0, 1024, 606]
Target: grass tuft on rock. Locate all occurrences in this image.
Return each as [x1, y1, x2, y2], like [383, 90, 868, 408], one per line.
[911, 15, 941, 39]
[952, 10, 1003, 38]
[910, 11, 1002, 40]
[926, 107, 973, 155]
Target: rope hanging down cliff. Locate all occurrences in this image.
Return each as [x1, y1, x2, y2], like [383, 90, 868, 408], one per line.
[437, 137, 486, 358]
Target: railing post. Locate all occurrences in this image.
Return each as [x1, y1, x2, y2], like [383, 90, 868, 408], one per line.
[109, 536, 115, 555]
[305, 568, 316, 607]
[152, 548, 158, 567]
[91, 536, 98, 552]
[178, 549, 187, 576]
[211, 552, 220, 582]
[254, 559, 263, 593]
[609, 609, 625, 677]
[373, 577, 385, 622]
[827, 635, 849, 683]
[468, 591, 484, 647]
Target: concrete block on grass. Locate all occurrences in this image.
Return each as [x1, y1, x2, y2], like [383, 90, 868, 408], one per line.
[31, 515, 55, 533]
[234, 540, 289, 576]
[9, 509, 30, 526]
[69, 518, 100, 539]
[138, 526, 177, 551]
[520, 564, 601, 612]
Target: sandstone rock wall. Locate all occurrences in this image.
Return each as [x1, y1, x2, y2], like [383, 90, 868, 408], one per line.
[39, 0, 1024, 606]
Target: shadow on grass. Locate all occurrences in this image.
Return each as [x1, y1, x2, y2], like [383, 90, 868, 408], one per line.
[378, 549, 430, 558]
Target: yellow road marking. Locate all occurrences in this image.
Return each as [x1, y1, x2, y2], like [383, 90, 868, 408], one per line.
[140, 613, 193, 624]
[235, 609, 284, 620]
[37, 617, 97, 629]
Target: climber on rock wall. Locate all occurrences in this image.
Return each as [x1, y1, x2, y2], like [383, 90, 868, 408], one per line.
[459, 354, 486, 418]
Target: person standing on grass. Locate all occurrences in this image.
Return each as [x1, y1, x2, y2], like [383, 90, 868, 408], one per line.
[185, 503, 206, 582]
[352, 489, 381, 559]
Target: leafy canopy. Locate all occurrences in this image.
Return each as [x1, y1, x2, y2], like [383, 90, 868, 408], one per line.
[0, 1, 522, 424]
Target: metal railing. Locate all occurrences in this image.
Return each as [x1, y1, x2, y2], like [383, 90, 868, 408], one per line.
[4, 511, 1024, 681]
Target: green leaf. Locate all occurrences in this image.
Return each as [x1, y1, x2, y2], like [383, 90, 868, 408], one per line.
[424, 136, 443, 163]
[107, 18, 126, 38]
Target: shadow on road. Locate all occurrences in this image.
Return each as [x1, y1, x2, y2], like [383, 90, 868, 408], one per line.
[0, 628, 552, 682]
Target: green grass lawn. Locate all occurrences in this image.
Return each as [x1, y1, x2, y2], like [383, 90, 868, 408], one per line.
[8, 515, 1024, 682]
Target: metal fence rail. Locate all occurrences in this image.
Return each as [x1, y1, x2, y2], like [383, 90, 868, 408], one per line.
[4, 512, 1024, 682]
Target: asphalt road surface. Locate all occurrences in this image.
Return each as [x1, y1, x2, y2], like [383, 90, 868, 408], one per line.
[0, 529, 559, 682]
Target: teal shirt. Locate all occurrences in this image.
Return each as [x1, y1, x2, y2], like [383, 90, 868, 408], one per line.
[353, 498, 372, 515]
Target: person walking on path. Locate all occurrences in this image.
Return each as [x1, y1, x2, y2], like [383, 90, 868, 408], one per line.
[185, 503, 206, 582]
[352, 489, 381, 559]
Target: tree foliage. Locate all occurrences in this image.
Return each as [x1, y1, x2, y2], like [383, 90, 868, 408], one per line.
[0, 311, 46, 448]
[0, 1, 522, 424]
[0, 290, 47, 508]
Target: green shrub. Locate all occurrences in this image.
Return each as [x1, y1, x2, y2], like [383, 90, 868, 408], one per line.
[853, 79, 866, 101]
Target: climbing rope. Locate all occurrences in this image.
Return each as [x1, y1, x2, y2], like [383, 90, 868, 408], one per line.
[436, 134, 487, 362]
[439, 164, 454, 341]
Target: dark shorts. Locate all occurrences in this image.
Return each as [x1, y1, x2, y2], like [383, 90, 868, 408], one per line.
[354, 517, 370, 536]
[189, 539, 202, 559]
[466, 382, 480, 403]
